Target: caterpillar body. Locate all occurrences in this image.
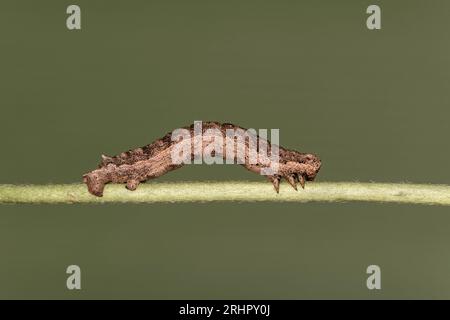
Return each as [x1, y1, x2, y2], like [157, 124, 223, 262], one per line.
[83, 122, 321, 197]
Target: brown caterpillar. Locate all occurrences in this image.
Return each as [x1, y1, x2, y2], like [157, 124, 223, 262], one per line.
[83, 122, 321, 197]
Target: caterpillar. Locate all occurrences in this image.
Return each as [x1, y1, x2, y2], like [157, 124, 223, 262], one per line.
[83, 121, 321, 197]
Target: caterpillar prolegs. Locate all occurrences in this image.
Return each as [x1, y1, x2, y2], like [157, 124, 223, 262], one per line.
[82, 122, 322, 197]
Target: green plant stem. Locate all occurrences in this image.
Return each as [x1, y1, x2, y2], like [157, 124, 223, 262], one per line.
[0, 182, 449, 205]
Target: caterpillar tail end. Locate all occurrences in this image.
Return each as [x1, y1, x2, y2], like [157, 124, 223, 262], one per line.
[83, 172, 106, 197]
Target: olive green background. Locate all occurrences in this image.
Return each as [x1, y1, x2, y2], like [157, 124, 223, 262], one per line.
[1, 0, 449, 299]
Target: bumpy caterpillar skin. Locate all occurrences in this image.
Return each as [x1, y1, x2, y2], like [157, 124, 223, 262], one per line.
[83, 122, 321, 197]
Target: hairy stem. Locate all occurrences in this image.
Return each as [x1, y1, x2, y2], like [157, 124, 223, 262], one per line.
[0, 182, 449, 205]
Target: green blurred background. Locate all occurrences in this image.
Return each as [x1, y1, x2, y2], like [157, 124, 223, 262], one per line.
[0, 0, 449, 299]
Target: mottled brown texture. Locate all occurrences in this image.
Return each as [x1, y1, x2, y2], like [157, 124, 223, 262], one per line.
[83, 122, 321, 196]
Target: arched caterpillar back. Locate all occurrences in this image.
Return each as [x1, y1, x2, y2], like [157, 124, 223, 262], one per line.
[83, 121, 321, 197]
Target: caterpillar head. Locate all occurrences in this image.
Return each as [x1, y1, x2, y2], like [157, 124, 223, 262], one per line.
[296, 152, 322, 181]
[272, 150, 321, 192]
